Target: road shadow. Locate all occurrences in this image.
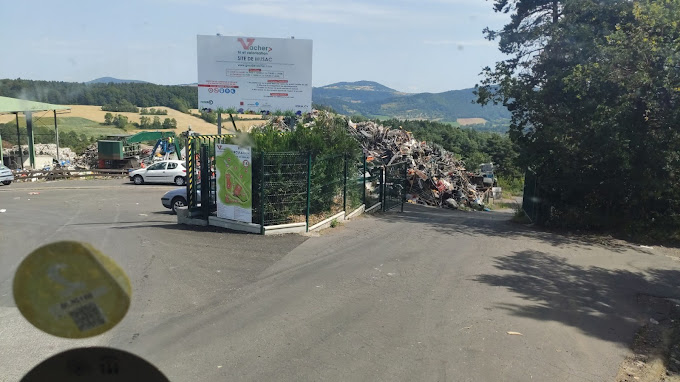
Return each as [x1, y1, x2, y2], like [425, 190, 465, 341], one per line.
[474, 250, 680, 368]
[373, 204, 653, 253]
[110, 222, 260, 235]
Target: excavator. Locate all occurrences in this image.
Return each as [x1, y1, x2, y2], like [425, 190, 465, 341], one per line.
[97, 131, 182, 169]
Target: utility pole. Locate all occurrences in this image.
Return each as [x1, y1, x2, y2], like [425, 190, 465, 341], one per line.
[15, 113, 24, 169]
[54, 110, 60, 165]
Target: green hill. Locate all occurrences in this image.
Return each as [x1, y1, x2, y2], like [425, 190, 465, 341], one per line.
[312, 82, 510, 128]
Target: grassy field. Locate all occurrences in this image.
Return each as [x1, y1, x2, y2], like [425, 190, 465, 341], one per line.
[14, 116, 130, 138]
[0, 106, 268, 135]
[441, 120, 462, 127]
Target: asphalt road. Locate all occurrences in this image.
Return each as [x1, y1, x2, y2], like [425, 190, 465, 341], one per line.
[1, 179, 680, 381]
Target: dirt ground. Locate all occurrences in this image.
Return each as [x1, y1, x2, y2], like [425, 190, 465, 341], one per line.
[457, 117, 487, 125]
[616, 295, 680, 382]
[0, 106, 267, 135]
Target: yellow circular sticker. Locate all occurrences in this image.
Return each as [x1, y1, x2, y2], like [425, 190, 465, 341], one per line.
[13, 241, 132, 338]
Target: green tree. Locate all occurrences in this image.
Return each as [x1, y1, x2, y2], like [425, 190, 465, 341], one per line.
[114, 115, 128, 129]
[199, 110, 217, 124]
[171, 97, 190, 113]
[476, 0, 680, 236]
[162, 118, 172, 129]
[139, 116, 150, 128]
[152, 116, 161, 129]
[104, 112, 113, 125]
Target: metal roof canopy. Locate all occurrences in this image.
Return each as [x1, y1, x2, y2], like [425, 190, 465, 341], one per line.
[0, 96, 71, 169]
[0, 96, 70, 114]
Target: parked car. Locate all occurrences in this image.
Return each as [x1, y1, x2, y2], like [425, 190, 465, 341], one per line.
[129, 160, 186, 185]
[0, 165, 14, 185]
[161, 179, 216, 213]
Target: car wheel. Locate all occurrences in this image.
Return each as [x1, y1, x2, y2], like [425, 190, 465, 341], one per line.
[133, 175, 144, 185]
[1, 181, 10, 185]
[174, 176, 186, 186]
[171, 196, 186, 214]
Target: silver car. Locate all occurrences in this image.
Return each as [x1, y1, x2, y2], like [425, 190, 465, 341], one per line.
[0, 165, 14, 185]
[129, 160, 187, 186]
[161, 179, 215, 213]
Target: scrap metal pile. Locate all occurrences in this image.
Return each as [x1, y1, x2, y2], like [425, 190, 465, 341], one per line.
[256, 110, 484, 208]
[346, 119, 483, 208]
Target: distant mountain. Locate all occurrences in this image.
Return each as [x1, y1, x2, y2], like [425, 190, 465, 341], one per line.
[312, 81, 510, 126]
[313, 81, 405, 104]
[86, 77, 150, 84]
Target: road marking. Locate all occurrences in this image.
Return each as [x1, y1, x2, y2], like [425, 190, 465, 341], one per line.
[0, 185, 175, 192]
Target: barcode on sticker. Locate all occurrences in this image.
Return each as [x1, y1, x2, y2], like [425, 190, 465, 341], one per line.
[68, 302, 107, 331]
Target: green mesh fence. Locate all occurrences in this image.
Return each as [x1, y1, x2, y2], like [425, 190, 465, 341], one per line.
[259, 152, 309, 226]
[192, 147, 390, 230]
[383, 161, 407, 212]
[346, 154, 365, 211]
[364, 161, 383, 211]
[308, 154, 346, 226]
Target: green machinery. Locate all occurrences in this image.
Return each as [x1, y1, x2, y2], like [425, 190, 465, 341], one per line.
[97, 131, 182, 169]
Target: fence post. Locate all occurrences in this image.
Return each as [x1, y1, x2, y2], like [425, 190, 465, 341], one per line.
[401, 162, 406, 213]
[343, 154, 348, 213]
[380, 166, 385, 212]
[260, 152, 265, 235]
[200, 144, 210, 219]
[186, 137, 196, 209]
[362, 155, 367, 207]
[306, 152, 312, 232]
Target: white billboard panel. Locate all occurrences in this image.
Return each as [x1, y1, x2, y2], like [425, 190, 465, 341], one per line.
[197, 35, 312, 115]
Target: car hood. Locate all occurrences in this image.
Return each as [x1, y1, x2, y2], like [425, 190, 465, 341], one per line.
[129, 168, 147, 176]
[162, 187, 187, 199]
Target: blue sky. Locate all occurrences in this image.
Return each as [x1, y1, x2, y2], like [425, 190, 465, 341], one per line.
[0, 0, 509, 93]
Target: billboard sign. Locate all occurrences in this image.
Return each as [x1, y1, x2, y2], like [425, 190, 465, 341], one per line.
[197, 35, 312, 115]
[215, 144, 252, 223]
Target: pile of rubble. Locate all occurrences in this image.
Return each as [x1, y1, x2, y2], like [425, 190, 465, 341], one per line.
[72, 143, 98, 169]
[346, 120, 482, 208]
[256, 111, 484, 208]
[3, 143, 78, 162]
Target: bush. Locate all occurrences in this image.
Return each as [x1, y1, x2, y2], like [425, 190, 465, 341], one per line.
[140, 108, 168, 115]
[113, 115, 128, 129]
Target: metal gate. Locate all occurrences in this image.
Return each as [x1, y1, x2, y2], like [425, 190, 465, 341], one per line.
[185, 134, 235, 214]
[382, 161, 407, 212]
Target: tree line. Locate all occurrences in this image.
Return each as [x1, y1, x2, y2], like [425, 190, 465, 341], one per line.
[103, 113, 177, 129]
[477, 0, 680, 239]
[0, 79, 196, 112]
[0, 122, 95, 154]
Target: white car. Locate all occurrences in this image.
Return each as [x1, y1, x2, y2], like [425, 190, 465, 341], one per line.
[0, 165, 14, 185]
[129, 160, 187, 186]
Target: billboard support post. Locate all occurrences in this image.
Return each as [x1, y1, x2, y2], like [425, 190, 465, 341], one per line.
[229, 114, 238, 132]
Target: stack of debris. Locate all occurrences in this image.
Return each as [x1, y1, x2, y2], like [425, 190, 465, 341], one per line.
[4, 144, 78, 161]
[72, 143, 99, 169]
[255, 110, 483, 208]
[346, 120, 482, 208]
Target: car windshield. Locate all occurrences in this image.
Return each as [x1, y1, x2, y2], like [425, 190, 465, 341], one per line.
[3, 1, 680, 381]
